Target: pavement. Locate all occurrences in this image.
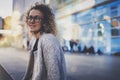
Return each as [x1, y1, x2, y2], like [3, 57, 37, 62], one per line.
[0, 47, 29, 80]
[0, 47, 120, 80]
[65, 53, 120, 80]
[0, 65, 13, 80]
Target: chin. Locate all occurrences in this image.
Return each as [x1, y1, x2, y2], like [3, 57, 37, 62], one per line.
[29, 28, 34, 31]
[29, 30, 35, 33]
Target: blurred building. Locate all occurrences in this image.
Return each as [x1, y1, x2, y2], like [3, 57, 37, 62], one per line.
[0, 17, 3, 30]
[54, 0, 120, 54]
[0, 17, 3, 37]
[13, 0, 49, 14]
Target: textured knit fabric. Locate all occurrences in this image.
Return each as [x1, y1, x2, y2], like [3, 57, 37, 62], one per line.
[23, 33, 66, 80]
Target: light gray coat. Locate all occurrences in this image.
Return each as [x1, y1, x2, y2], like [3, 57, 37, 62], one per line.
[23, 33, 66, 80]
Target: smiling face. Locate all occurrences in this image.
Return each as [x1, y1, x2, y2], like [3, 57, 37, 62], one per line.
[27, 9, 44, 33]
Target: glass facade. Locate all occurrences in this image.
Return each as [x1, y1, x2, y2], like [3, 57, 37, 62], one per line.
[56, 0, 120, 54]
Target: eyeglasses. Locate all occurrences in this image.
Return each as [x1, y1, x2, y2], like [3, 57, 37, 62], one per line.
[27, 15, 43, 23]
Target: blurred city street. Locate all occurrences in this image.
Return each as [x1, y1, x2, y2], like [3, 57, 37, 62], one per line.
[0, 47, 120, 80]
[0, 0, 120, 80]
[0, 47, 29, 80]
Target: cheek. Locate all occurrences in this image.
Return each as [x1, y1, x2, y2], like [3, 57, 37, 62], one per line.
[36, 23, 42, 29]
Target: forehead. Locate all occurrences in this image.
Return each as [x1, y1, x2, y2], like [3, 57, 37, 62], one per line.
[29, 9, 43, 16]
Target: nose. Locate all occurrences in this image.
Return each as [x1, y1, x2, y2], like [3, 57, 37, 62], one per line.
[30, 19, 35, 23]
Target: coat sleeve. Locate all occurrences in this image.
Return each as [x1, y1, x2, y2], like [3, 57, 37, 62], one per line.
[42, 36, 62, 80]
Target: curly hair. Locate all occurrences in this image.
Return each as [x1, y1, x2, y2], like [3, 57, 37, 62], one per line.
[26, 3, 57, 35]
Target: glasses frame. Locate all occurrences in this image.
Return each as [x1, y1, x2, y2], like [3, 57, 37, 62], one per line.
[27, 15, 43, 23]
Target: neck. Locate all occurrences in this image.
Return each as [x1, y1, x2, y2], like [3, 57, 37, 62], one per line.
[34, 32, 40, 39]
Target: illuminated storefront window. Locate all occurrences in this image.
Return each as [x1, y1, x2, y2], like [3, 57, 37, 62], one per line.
[111, 18, 120, 37]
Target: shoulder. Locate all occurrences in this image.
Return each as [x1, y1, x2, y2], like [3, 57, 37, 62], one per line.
[41, 33, 56, 40]
[41, 33, 58, 43]
[39, 33, 60, 46]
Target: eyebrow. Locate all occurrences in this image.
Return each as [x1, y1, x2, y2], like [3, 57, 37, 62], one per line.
[29, 15, 43, 18]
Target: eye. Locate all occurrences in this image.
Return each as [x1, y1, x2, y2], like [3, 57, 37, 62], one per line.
[36, 16, 43, 19]
[27, 16, 33, 20]
[34, 16, 39, 19]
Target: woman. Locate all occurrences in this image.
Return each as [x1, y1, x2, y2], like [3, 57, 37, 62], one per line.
[23, 3, 66, 80]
